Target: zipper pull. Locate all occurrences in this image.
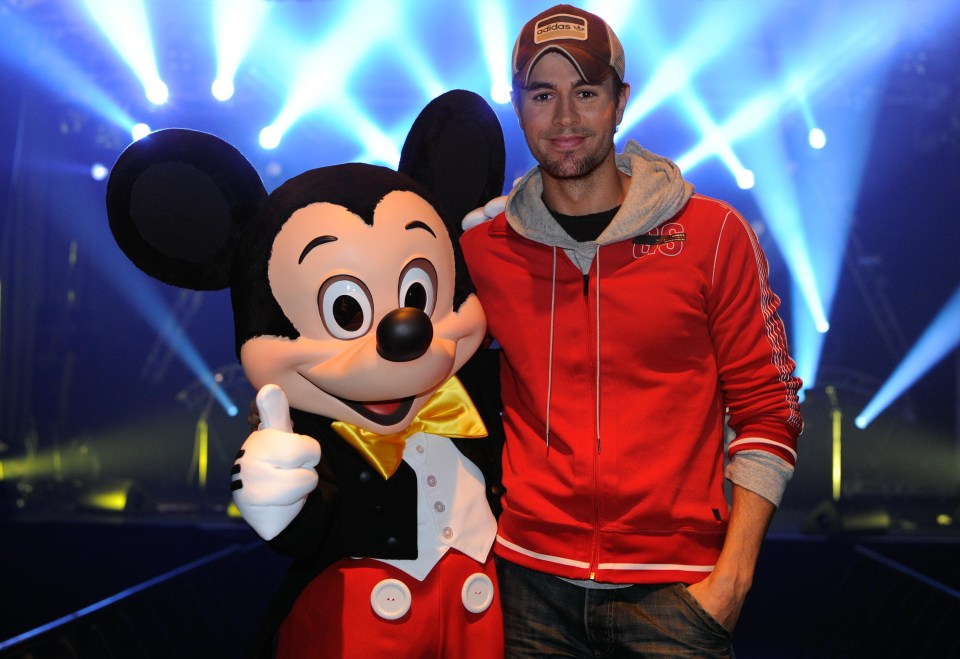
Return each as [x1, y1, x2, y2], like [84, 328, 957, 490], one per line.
[582, 274, 589, 297]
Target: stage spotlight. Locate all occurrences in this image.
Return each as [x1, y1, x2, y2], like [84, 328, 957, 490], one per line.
[212, 0, 268, 104]
[212, 373, 239, 417]
[490, 81, 512, 105]
[90, 163, 109, 181]
[79, 479, 155, 514]
[211, 77, 235, 102]
[144, 78, 169, 105]
[474, 0, 512, 105]
[132, 123, 151, 141]
[259, 125, 281, 150]
[856, 284, 960, 429]
[83, 0, 166, 107]
[794, 92, 826, 150]
[735, 169, 755, 190]
[808, 127, 827, 149]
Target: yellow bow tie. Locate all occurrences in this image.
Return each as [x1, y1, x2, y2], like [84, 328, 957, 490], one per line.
[331, 376, 487, 480]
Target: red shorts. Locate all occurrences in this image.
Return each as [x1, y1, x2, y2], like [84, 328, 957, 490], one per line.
[277, 549, 503, 658]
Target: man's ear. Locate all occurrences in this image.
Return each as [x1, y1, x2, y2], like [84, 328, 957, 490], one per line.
[511, 89, 522, 124]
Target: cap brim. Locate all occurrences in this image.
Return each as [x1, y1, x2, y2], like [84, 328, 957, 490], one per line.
[515, 44, 613, 86]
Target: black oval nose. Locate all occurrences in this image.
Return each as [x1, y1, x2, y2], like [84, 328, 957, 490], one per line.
[376, 307, 434, 362]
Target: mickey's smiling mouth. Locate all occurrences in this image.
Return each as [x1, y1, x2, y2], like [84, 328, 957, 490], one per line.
[338, 395, 415, 426]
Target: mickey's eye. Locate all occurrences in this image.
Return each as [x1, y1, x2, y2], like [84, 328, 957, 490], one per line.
[318, 276, 373, 339]
[398, 258, 437, 316]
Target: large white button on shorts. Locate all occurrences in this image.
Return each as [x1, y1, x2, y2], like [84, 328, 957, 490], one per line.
[461, 573, 495, 613]
[371, 579, 412, 620]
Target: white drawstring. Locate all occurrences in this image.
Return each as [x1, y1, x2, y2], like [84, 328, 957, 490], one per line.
[545, 246, 557, 451]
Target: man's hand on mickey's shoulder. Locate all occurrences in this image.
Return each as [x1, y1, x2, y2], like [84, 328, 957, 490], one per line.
[461, 177, 523, 232]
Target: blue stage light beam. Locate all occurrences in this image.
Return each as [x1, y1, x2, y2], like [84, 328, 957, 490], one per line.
[668, 15, 830, 385]
[83, 0, 168, 105]
[856, 285, 960, 429]
[259, 3, 401, 149]
[793, 93, 826, 149]
[617, 1, 777, 141]
[672, 9, 903, 175]
[211, 0, 269, 102]
[674, 90, 781, 174]
[392, 41, 447, 103]
[0, 9, 136, 132]
[669, 8, 913, 396]
[734, 118, 830, 327]
[774, 8, 895, 389]
[51, 163, 238, 417]
[790, 280, 821, 394]
[674, 89, 755, 190]
[473, 0, 512, 104]
[325, 98, 404, 167]
[608, 2, 828, 387]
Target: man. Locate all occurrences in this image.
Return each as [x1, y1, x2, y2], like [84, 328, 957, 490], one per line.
[460, 5, 803, 657]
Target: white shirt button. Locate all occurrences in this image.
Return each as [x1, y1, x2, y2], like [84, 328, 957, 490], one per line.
[433, 501, 446, 513]
[461, 573, 495, 613]
[442, 526, 454, 539]
[416, 445, 425, 454]
[370, 579, 411, 620]
[426, 475, 437, 487]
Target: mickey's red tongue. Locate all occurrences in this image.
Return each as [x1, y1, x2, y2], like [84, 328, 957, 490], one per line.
[361, 400, 404, 417]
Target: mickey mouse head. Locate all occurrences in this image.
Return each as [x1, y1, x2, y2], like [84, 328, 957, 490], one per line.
[106, 90, 505, 435]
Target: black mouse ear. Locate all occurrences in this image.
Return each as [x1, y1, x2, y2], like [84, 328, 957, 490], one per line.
[398, 90, 505, 236]
[106, 128, 267, 290]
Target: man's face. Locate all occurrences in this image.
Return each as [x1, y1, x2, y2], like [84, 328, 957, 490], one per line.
[513, 51, 629, 181]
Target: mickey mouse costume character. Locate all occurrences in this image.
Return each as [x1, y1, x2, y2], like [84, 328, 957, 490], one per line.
[105, 90, 506, 658]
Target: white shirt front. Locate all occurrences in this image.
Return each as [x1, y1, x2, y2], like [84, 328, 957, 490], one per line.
[369, 432, 496, 580]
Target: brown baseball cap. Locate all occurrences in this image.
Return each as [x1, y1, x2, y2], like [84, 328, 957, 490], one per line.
[511, 4, 625, 87]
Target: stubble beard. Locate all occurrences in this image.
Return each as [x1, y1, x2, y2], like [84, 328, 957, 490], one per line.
[535, 132, 615, 181]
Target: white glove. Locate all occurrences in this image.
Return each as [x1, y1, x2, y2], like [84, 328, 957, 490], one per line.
[462, 195, 507, 232]
[462, 177, 523, 232]
[232, 384, 321, 541]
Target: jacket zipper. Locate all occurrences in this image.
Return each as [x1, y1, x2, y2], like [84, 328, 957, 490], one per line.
[565, 251, 602, 579]
[586, 264, 601, 579]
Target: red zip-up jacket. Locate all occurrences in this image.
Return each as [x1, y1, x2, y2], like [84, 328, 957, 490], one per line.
[461, 189, 802, 584]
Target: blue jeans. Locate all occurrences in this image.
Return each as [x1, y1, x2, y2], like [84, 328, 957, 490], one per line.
[496, 557, 734, 658]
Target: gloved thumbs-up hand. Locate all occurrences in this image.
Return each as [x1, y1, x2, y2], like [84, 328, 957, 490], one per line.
[231, 384, 321, 540]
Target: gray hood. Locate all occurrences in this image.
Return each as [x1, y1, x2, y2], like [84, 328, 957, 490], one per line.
[504, 139, 694, 273]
